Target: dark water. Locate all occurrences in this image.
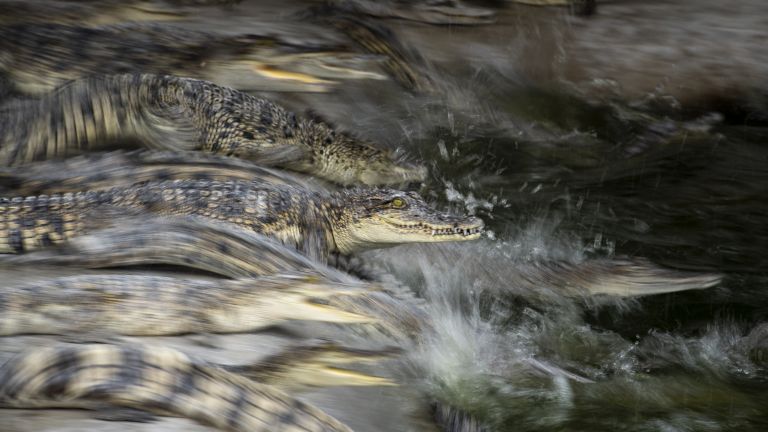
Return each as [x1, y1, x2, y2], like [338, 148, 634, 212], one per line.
[2, 3, 767, 430]
[362, 79, 768, 431]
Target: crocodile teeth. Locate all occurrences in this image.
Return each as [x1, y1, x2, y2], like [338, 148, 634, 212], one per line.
[426, 227, 481, 236]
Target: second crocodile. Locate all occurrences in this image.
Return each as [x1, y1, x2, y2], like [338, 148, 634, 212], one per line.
[0, 179, 484, 259]
[0, 74, 425, 185]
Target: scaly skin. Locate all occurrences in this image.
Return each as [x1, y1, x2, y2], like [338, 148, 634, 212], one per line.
[0, 74, 425, 185]
[0, 273, 376, 337]
[0, 179, 484, 257]
[0, 214, 346, 279]
[0, 23, 384, 95]
[0, 343, 353, 432]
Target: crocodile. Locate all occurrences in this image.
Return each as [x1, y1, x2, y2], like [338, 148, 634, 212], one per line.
[0, 214, 345, 280]
[0, 216, 431, 349]
[0, 74, 426, 185]
[0, 215, 461, 428]
[0, 343, 354, 432]
[305, 0, 595, 95]
[0, 150, 319, 196]
[0, 23, 385, 96]
[0, 179, 484, 259]
[0, 0, 187, 26]
[306, 10, 435, 93]
[0, 272, 378, 337]
[0, 213, 431, 338]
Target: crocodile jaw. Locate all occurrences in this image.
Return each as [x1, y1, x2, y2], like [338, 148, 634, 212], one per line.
[279, 366, 396, 390]
[333, 216, 484, 254]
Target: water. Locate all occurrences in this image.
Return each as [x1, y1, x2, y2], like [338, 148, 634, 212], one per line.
[296, 29, 768, 425]
[3, 2, 768, 431]
[257, 8, 768, 425]
[346, 74, 768, 430]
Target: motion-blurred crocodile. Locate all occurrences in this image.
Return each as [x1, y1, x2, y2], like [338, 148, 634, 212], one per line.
[0, 180, 484, 258]
[0, 0, 186, 26]
[307, 0, 594, 94]
[0, 273, 377, 337]
[0, 215, 341, 279]
[0, 343, 354, 432]
[0, 151, 318, 196]
[0, 23, 384, 95]
[306, 10, 436, 93]
[0, 74, 425, 185]
[0, 214, 433, 339]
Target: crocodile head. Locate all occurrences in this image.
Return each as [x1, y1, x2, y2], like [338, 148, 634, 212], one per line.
[299, 123, 428, 186]
[209, 51, 387, 93]
[330, 188, 484, 254]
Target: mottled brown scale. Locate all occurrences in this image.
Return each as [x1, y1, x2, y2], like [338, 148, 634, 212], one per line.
[0, 74, 425, 185]
[0, 179, 331, 257]
[0, 215, 353, 282]
[0, 179, 484, 258]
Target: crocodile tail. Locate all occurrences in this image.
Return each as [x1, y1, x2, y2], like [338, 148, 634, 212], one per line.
[0, 343, 353, 432]
[0, 74, 203, 166]
[552, 258, 723, 297]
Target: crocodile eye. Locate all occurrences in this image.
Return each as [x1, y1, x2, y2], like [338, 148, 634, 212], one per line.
[391, 198, 406, 209]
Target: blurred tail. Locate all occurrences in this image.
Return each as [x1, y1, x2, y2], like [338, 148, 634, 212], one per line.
[554, 258, 723, 297]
